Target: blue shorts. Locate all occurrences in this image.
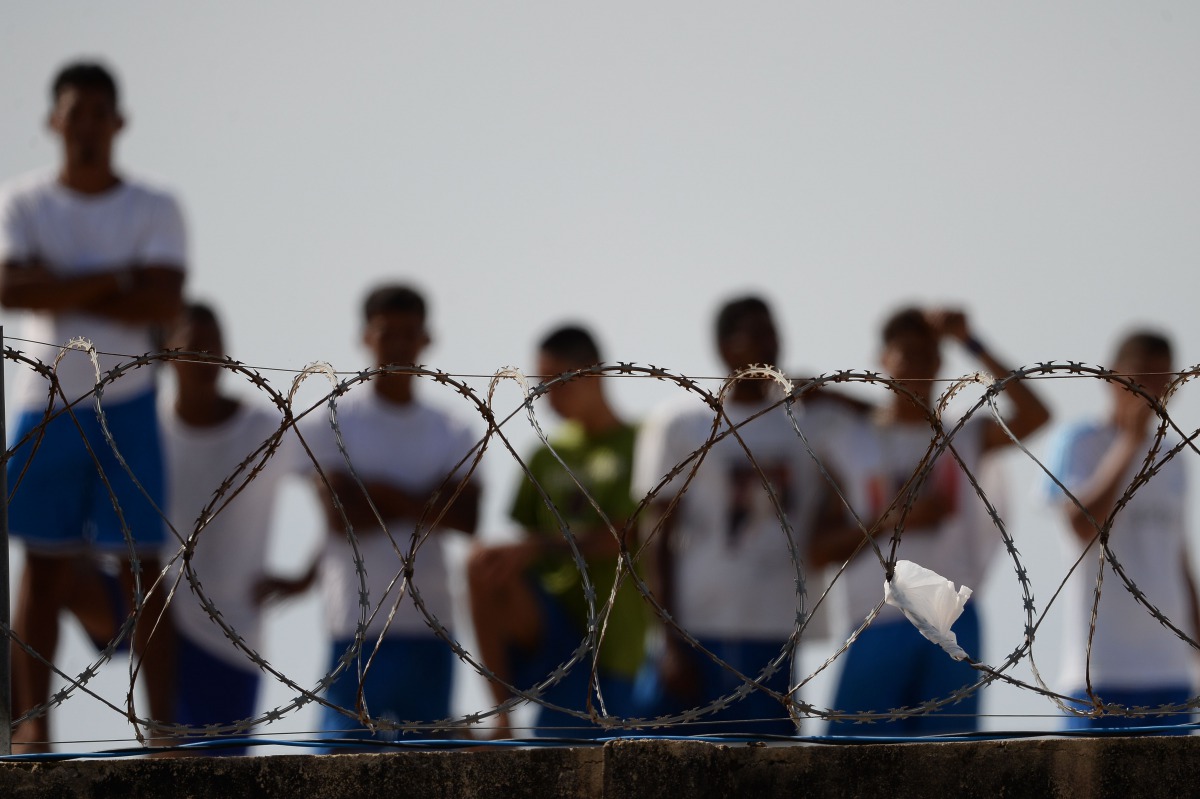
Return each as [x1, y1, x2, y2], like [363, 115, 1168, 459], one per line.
[509, 581, 636, 738]
[175, 631, 260, 755]
[1063, 686, 1194, 735]
[827, 603, 982, 737]
[632, 637, 798, 736]
[320, 635, 453, 750]
[6, 390, 167, 554]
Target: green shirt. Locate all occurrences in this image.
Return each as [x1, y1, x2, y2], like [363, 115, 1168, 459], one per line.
[509, 421, 647, 678]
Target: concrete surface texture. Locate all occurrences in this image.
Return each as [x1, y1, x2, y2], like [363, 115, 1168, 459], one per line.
[0, 737, 1197, 798]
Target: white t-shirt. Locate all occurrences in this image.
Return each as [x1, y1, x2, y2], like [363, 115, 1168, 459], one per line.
[840, 415, 990, 627]
[633, 390, 881, 640]
[301, 387, 477, 641]
[1045, 421, 1194, 690]
[162, 401, 295, 670]
[0, 170, 187, 408]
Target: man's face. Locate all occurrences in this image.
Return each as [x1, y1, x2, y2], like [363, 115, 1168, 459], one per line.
[719, 310, 780, 372]
[363, 310, 429, 367]
[882, 331, 940, 380]
[168, 317, 225, 390]
[49, 86, 123, 168]
[1113, 350, 1174, 406]
[881, 330, 941, 399]
[537, 351, 584, 419]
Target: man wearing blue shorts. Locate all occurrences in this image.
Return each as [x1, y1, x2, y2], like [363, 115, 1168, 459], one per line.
[468, 325, 645, 738]
[633, 296, 883, 736]
[0, 62, 186, 751]
[302, 284, 480, 750]
[827, 308, 1049, 737]
[162, 303, 301, 755]
[1044, 330, 1197, 732]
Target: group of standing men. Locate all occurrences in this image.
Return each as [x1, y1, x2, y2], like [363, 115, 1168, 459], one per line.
[2, 60, 1197, 754]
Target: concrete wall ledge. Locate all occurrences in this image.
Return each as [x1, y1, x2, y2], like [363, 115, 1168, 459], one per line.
[1, 736, 1197, 798]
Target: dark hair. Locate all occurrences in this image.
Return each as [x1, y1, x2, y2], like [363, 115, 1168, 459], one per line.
[168, 300, 224, 353]
[881, 306, 935, 345]
[182, 301, 220, 328]
[539, 325, 602, 368]
[362, 284, 426, 323]
[715, 295, 771, 344]
[1114, 329, 1172, 366]
[52, 61, 119, 106]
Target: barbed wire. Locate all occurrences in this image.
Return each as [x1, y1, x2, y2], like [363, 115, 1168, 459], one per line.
[3, 338, 1199, 750]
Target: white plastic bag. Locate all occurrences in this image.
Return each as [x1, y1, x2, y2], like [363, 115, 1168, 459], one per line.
[883, 560, 973, 661]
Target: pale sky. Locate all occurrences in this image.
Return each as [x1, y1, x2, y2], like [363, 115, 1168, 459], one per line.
[3, 2, 1200, 751]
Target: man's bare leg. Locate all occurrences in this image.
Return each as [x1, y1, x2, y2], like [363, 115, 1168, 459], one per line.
[63, 555, 124, 648]
[11, 552, 75, 754]
[117, 555, 176, 746]
[466, 543, 543, 738]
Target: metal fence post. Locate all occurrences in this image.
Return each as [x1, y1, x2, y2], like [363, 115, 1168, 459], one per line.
[0, 325, 11, 755]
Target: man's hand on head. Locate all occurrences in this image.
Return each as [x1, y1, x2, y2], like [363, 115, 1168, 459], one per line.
[924, 309, 970, 343]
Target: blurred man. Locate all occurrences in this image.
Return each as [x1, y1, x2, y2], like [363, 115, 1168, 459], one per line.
[468, 325, 645, 738]
[827, 307, 1049, 736]
[162, 302, 299, 754]
[633, 295, 881, 735]
[1045, 330, 1198, 732]
[302, 284, 479, 748]
[0, 61, 186, 752]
